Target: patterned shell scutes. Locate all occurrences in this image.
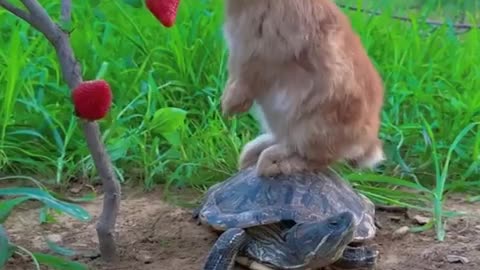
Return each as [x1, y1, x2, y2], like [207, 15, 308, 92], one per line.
[197, 167, 375, 241]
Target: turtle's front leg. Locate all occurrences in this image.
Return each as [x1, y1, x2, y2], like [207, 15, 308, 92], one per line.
[203, 228, 248, 270]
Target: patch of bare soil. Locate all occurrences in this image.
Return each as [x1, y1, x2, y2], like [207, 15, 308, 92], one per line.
[4, 188, 480, 270]
[375, 195, 480, 270]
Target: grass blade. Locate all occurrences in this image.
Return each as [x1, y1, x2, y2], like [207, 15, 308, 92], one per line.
[32, 252, 87, 270]
[0, 196, 31, 223]
[0, 225, 14, 269]
[45, 239, 76, 257]
[0, 188, 91, 221]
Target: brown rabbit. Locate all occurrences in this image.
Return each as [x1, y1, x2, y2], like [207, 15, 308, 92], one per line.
[221, 0, 385, 176]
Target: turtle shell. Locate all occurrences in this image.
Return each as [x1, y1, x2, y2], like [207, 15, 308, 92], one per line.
[197, 167, 375, 242]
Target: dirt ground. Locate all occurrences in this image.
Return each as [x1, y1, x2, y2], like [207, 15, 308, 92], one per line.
[4, 186, 480, 270]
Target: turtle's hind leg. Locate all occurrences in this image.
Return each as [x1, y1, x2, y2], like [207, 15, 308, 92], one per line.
[331, 245, 379, 269]
[203, 228, 248, 270]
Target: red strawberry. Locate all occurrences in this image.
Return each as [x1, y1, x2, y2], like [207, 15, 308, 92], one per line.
[72, 80, 113, 121]
[146, 0, 180, 27]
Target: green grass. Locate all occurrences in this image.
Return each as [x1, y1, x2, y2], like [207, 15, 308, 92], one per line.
[0, 0, 479, 239]
[0, 175, 92, 269]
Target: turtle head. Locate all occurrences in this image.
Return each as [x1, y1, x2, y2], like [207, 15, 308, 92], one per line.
[285, 211, 356, 268]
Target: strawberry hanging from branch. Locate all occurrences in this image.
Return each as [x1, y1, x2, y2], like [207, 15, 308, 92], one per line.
[146, 0, 180, 27]
[72, 80, 113, 121]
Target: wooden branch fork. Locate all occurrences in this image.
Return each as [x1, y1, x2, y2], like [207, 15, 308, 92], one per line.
[0, 0, 120, 262]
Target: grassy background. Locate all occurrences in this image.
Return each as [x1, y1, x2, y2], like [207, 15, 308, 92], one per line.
[0, 0, 479, 211]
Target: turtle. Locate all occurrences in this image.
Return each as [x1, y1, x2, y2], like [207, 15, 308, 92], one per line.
[193, 167, 379, 270]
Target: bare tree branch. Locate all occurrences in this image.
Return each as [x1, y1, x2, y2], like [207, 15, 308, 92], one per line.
[60, 0, 71, 26]
[83, 120, 121, 262]
[14, 0, 62, 44]
[0, 0, 31, 22]
[337, 3, 479, 32]
[1, 0, 120, 262]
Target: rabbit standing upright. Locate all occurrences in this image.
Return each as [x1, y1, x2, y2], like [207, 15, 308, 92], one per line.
[221, 0, 385, 176]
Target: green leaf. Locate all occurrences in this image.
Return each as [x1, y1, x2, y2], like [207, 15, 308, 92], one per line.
[39, 207, 57, 224]
[89, 0, 101, 7]
[58, 20, 74, 33]
[0, 196, 30, 223]
[346, 173, 431, 193]
[122, 0, 143, 8]
[95, 61, 109, 80]
[32, 253, 87, 270]
[0, 188, 91, 221]
[49, 191, 96, 203]
[409, 221, 434, 233]
[150, 107, 187, 136]
[45, 239, 76, 257]
[162, 131, 182, 146]
[467, 195, 480, 202]
[0, 225, 14, 268]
